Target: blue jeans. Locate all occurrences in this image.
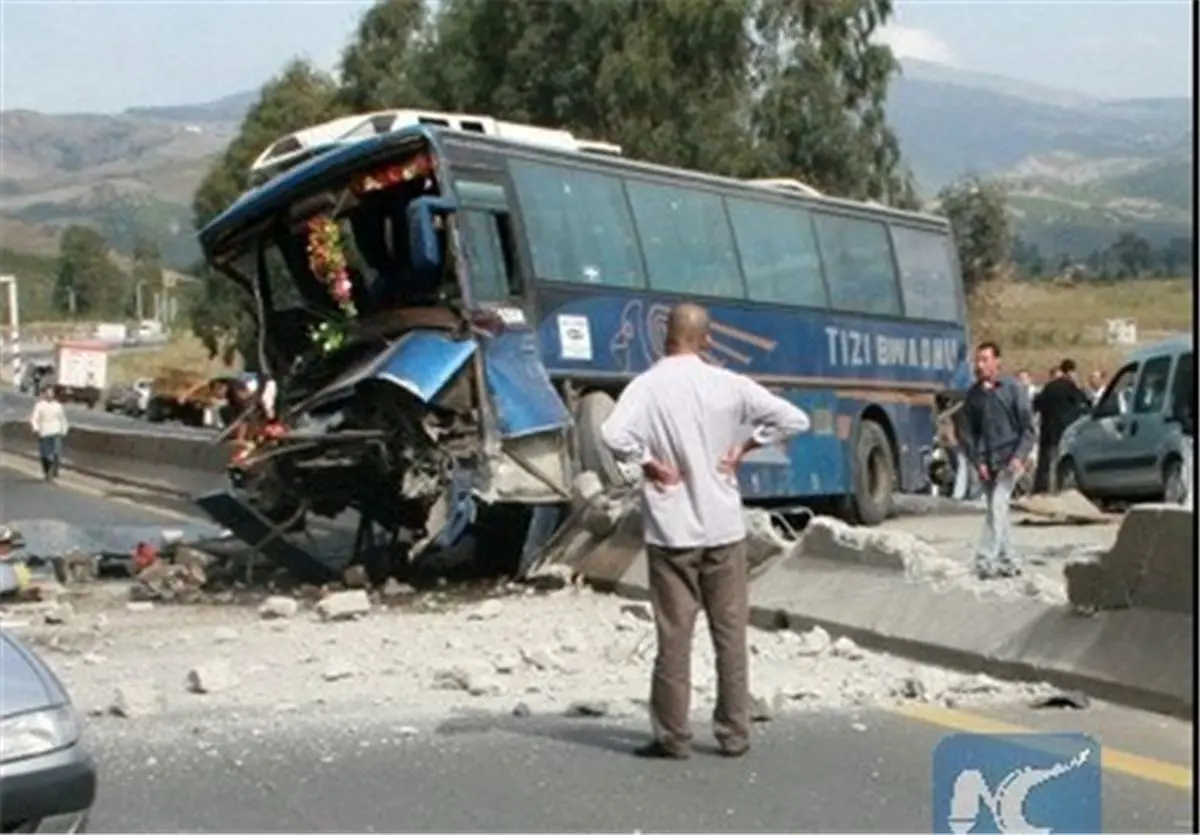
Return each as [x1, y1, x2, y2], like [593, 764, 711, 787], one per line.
[952, 450, 977, 500]
[38, 435, 62, 479]
[976, 469, 1018, 575]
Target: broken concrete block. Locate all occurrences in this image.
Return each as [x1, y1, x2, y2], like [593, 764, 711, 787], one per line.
[467, 599, 503, 621]
[432, 663, 497, 696]
[520, 647, 562, 672]
[798, 516, 949, 579]
[42, 602, 74, 625]
[743, 508, 798, 576]
[794, 626, 831, 656]
[322, 661, 357, 682]
[564, 699, 609, 718]
[381, 578, 414, 598]
[186, 660, 239, 694]
[213, 627, 239, 644]
[572, 471, 605, 508]
[110, 684, 166, 717]
[342, 565, 368, 589]
[316, 589, 371, 621]
[830, 636, 864, 660]
[259, 596, 299, 620]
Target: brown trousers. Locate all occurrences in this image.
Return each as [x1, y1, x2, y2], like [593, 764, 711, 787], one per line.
[645, 539, 750, 753]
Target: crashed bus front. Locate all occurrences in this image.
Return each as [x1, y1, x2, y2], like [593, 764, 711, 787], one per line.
[195, 123, 576, 584]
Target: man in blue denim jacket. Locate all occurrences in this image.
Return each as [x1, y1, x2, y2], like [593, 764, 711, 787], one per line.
[958, 342, 1036, 579]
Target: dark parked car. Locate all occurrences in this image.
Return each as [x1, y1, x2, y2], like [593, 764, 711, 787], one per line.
[0, 628, 97, 833]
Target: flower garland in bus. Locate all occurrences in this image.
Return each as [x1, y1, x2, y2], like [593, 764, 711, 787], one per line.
[352, 153, 435, 195]
[305, 215, 358, 353]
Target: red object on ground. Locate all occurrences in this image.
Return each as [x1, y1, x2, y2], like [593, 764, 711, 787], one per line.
[132, 542, 159, 572]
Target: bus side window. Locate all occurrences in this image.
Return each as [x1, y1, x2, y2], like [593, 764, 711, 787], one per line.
[459, 209, 518, 303]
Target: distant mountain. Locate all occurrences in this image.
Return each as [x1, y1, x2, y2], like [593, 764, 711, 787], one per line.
[0, 59, 1191, 270]
[888, 59, 1192, 257]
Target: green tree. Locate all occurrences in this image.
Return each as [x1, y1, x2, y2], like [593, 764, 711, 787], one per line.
[749, 0, 917, 205]
[1108, 231, 1153, 278]
[936, 175, 1012, 294]
[53, 225, 128, 317]
[337, 0, 431, 112]
[190, 59, 342, 364]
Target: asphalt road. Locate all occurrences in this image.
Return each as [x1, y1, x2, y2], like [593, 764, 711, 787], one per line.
[5, 464, 1194, 833]
[0, 464, 222, 556]
[82, 704, 1191, 833]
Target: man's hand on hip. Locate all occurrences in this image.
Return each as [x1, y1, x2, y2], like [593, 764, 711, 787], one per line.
[642, 459, 682, 491]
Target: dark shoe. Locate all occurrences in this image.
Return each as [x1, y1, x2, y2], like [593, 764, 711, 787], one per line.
[633, 740, 690, 760]
[997, 565, 1023, 579]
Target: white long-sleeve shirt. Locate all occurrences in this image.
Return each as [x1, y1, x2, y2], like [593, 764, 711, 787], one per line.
[600, 354, 810, 549]
[30, 400, 69, 438]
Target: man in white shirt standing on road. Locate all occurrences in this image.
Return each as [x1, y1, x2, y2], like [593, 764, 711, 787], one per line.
[30, 386, 69, 482]
[600, 303, 811, 760]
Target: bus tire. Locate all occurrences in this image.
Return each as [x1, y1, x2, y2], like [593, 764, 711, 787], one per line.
[575, 391, 628, 488]
[846, 419, 895, 526]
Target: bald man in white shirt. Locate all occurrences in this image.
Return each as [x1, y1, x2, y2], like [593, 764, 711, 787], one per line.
[601, 303, 811, 760]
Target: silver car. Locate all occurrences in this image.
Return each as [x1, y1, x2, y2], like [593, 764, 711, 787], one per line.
[0, 629, 96, 833]
[1056, 335, 1193, 505]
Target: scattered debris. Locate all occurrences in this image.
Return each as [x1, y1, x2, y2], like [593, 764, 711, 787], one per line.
[109, 684, 166, 718]
[467, 599, 503, 621]
[322, 661, 358, 682]
[259, 596, 299, 620]
[125, 601, 155, 613]
[342, 565, 369, 589]
[564, 699, 609, 718]
[186, 661, 239, 695]
[511, 701, 532, 718]
[316, 590, 371, 622]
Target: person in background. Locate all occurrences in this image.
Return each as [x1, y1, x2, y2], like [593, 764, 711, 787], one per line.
[29, 386, 69, 482]
[600, 303, 810, 760]
[958, 342, 1036, 580]
[1016, 369, 1037, 402]
[1032, 358, 1091, 494]
[1086, 369, 1107, 404]
[1048, 366, 1063, 383]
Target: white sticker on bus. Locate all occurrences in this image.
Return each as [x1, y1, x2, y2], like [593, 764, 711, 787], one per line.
[825, 326, 959, 372]
[557, 314, 594, 361]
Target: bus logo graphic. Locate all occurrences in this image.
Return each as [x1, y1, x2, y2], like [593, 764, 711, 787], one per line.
[612, 299, 776, 371]
[932, 733, 1101, 834]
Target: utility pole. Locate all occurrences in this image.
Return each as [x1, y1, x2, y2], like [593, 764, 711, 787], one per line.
[0, 275, 21, 384]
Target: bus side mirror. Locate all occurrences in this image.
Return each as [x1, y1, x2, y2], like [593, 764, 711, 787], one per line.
[407, 196, 457, 274]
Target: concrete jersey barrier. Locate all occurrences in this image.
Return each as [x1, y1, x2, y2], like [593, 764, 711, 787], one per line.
[557, 502, 1194, 718]
[0, 420, 228, 498]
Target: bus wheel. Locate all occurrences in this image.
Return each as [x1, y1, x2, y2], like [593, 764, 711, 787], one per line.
[847, 420, 895, 526]
[574, 391, 628, 488]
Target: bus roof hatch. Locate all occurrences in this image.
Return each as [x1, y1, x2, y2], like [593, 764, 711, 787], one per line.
[747, 178, 824, 197]
[249, 109, 623, 183]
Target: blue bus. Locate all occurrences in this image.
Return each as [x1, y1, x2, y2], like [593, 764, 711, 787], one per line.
[197, 112, 969, 581]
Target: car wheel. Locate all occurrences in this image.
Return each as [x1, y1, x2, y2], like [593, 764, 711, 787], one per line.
[1162, 458, 1186, 504]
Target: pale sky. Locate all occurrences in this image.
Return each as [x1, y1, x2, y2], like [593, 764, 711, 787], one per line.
[0, 0, 1193, 114]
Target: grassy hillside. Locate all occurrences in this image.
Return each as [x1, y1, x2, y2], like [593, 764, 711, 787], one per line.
[971, 277, 1193, 379]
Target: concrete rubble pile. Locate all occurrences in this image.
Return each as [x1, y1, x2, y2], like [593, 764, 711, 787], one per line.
[18, 576, 1059, 726]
